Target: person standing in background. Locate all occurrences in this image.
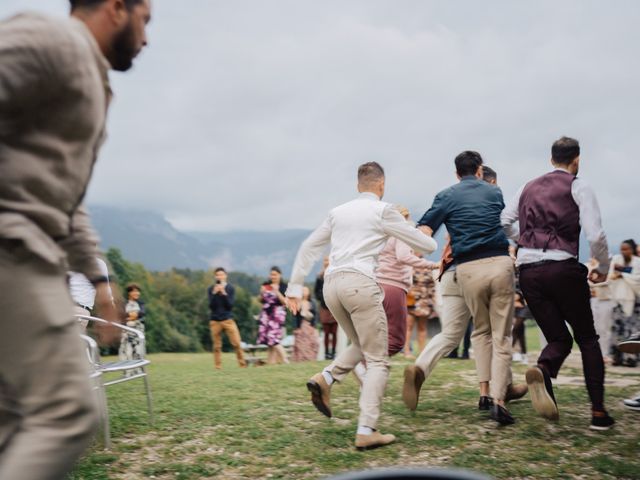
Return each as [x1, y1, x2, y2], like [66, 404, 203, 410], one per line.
[589, 258, 615, 364]
[316, 257, 338, 359]
[511, 291, 529, 364]
[207, 267, 247, 370]
[502, 136, 614, 431]
[0, 1, 151, 478]
[257, 267, 289, 364]
[609, 239, 640, 367]
[120, 283, 147, 376]
[293, 286, 319, 362]
[404, 264, 439, 359]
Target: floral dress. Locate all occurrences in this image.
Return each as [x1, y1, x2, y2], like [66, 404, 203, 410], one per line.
[408, 266, 438, 319]
[257, 289, 287, 346]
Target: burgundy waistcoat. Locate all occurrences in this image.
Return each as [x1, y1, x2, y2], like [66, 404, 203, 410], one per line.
[518, 170, 580, 256]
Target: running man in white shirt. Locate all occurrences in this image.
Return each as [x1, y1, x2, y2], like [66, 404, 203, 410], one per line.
[285, 162, 437, 450]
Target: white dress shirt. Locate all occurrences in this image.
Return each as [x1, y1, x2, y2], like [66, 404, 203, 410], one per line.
[501, 168, 610, 273]
[68, 257, 112, 308]
[286, 192, 438, 298]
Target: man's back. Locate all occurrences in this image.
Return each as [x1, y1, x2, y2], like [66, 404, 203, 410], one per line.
[0, 12, 110, 240]
[326, 193, 389, 279]
[419, 176, 508, 264]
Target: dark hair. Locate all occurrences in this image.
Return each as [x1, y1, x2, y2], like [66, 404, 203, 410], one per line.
[214, 267, 226, 274]
[126, 283, 141, 293]
[357, 162, 385, 186]
[551, 137, 580, 165]
[622, 239, 638, 254]
[455, 151, 483, 177]
[482, 165, 497, 183]
[70, 0, 143, 10]
[270, 266, 282, 274]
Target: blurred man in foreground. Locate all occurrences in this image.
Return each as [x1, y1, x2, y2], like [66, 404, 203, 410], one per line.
[0, 0, 151, 477]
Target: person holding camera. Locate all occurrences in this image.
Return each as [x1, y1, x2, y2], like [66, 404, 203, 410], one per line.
[208, 267, 247, 370]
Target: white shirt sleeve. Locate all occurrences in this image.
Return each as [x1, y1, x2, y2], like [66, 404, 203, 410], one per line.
[394, 239, 436, 269]
[501, 185, 525, 242]
[286, 217, 332, 298]
[381, 206, 437, 255]
[572, 178, 610, 273]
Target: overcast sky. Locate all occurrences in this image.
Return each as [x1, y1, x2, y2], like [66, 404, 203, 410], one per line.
[2, 1, 638, 245]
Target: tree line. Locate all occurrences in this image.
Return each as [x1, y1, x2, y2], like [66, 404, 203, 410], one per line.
[104, 248, 292, 353]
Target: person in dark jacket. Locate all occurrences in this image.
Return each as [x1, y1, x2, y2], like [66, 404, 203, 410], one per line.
[416, 151, 526, 426]
[315, 256, 338, 359]
[208, 267, 247, 369]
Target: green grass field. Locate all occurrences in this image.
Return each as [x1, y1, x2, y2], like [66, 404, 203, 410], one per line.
[71, 326, 640, 479]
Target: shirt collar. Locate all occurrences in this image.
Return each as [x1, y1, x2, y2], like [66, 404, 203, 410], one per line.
[359, 192, 381, 200]
[460, 175, 479, 182]
[69, 17, 112, 102]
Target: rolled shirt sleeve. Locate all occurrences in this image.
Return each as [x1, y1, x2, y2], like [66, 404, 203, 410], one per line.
[417, 191, 448, 234]
[501, 185, 524, 242]
[572, 179, 610, 273]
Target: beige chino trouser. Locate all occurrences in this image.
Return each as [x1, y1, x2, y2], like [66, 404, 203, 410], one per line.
[0, 242, 99, 480]
[323, 271, 389, 429]
[456, 256, 515, 401]
[210, 319, 246, 368]
[415, 270, 472, 378]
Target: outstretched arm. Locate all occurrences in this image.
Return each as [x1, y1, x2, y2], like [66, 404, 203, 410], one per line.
[382, 206, 437, 256]
[501, 185, 524, 242]
[285, 217, 332, 312]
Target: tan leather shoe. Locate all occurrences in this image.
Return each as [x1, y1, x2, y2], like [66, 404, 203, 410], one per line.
[355, 431, 396, 450]
[402, 365, 425, 411]
[307, 372, 332, 418]
[505, 383, 528, 402]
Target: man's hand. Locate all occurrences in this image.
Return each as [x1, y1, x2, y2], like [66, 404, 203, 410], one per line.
[418, 225, 433, 236]
[589, 270, 607, 284]
[94, 282, 121, 345]
[285, 297, 301, 315]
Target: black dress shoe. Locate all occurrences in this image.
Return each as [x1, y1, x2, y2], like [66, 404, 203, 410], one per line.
[490, 404, 515, 425]
[478, 396, 494, 411]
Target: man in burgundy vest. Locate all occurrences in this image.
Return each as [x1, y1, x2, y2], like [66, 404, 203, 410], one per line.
[501, 136, 615, 431]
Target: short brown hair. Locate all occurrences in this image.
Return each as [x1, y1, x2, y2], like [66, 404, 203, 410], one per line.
[357, 162, 385, 187]
[126, 283, 141, 293]
[551, 137, 580, 165]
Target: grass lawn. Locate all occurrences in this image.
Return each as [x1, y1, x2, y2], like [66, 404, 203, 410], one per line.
[71, 325, 640, 479]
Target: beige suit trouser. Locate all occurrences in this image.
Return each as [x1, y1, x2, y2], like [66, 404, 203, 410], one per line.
[0, 242, 99, 480]
[323, 271, 389, 429]
[415, 270, 471, 378]
[456, 256, 515, 401]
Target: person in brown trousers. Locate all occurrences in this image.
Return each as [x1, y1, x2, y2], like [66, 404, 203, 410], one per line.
[208, 267, 247, 369]
[0, 1, 151, 478]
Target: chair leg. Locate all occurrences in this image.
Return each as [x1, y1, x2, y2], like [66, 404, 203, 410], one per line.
[97, 382, 111, 450]
[142, 371, 154, 424]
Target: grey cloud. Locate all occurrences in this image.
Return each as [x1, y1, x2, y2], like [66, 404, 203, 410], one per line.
[1, 0, 638, 245]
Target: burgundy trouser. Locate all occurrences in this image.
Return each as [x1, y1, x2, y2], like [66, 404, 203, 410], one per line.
[519, 259, 605, 411]
[381, 284, 408, 356]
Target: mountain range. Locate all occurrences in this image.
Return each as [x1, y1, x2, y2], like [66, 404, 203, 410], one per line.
[89, 205, 317, 276]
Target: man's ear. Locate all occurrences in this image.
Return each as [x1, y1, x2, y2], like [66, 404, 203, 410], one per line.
[107, 0, 129, 27]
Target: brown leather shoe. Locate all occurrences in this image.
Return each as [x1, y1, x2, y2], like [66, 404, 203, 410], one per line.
[307, 373, 332, 418]
[355, 431, 396, 450]
[505, 383, 528, 402]
[402, 365, 425, 411]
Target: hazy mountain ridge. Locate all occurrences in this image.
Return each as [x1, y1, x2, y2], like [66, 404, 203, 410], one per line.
[89, 205, 316, 275]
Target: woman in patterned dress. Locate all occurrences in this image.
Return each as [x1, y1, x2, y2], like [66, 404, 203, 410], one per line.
[257, 267, 289, 364]
[119, 283, 146, 376]
[404, 265, 439, 358]
[293, 287, 319, 361]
